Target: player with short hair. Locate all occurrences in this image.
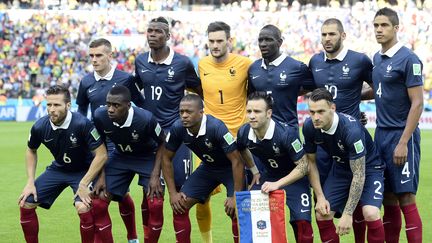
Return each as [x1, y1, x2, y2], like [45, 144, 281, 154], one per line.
[248, 24, 315, 128]
[161, 94, 244, 243]
[92, 85, 165, 243]
[76, 37, 143, 243]
[372, 8, 423, 242]
[308, 18, 374, 242]
[237, 91, 314, 243]
[265, 88, 385, 242]
[134, 16, 202, 242]
[197, 21, 252, 242]
[18, 85, 108, 243]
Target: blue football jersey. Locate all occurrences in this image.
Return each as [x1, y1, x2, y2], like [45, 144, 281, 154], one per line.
[248, 55, 314, 127]
[76, 69, 145, 117]
[237, 120, 304, 176]
[93, 106, 164, 157]
[372, 45, 423, 128]
[134, 51, 200, 129]
[309, 49, 373, 119]
[165, 115, 237, 167]
[28, 112, 103, 172]
[303, 113, 383, 172]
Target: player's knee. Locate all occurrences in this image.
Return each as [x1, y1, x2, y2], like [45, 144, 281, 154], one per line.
[92, 198, 110, 216]
[147, 197, 164, 213]
[315, 211, 333, 221]
[362, 205, 381, 221]
[75, 202, 90, 214]
[397, 192, 416, 206]
[21, 202, 38, 209]
[196, 201, 211, 220]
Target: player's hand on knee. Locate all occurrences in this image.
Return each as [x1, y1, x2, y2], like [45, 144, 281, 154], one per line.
[248, 173, 261, 190]
[169, 192, 187, 214]
[336, 213, 352, 236]
[315, 197, 330, 216]
[224, 197, 235, 218]
[18, 183, 37, 207]
[147, 175, 163, 202]
[393, 143, 408, 166]
[74, 183, 92, 208]
[260, 181, 278, 194]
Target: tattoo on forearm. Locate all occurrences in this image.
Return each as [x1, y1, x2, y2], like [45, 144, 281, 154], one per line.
[344, 157, 366, 215]
[296, 156, 309, 176]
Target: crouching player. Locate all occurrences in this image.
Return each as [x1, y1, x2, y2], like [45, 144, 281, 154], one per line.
[237, 92, 313, 243]
[162, 94, 244, 243]
[92, 85, 165, 243]
[263, 88, 385, 242]
[18, 85, 108, 243]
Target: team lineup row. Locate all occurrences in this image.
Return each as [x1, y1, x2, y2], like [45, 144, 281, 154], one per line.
[18, 6, 423, 243]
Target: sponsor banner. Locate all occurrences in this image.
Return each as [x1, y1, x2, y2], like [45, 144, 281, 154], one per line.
[235, 190, 287, 243]
[0, 106, 16, 121]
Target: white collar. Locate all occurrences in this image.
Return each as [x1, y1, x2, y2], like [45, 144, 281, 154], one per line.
[187, 114, 207, 137]
[321, 113, 339, 135]
[261, 53, 287, 69]
[50, 111, 72, 130]
[380, 42, 403, 58]
[148, 48, 174, 65]
[113, 107, 134, 128]
[324, 47, 348, 61]
[94, 65, 115, 81]
[248, 119, 275, 143]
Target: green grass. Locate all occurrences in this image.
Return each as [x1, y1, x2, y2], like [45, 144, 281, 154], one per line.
[1, 122, 430, 242]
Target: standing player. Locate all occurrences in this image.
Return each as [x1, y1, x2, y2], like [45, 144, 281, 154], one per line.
[76, 38, 144, 243]
[372, 8, 423, 243]
[237, 92, 314, 243]
[134, 17, 202, 242]
[161, 94, 244, 243]
[18, 85, 108, 243]
[197, 21, 252, 243]
[248, 24, 315, 128]
[308, 18, 374, 242]
[92, 85, 165, 243]
[263, 88, 385, 243]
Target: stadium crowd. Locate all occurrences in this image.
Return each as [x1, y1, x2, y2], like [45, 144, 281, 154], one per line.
[0, 1, 431, 103]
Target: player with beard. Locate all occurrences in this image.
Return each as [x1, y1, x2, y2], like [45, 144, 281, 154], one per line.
[308, 18, 374, 243]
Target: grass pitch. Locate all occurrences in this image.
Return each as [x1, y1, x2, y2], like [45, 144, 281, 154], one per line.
[1, 121, 430, 242]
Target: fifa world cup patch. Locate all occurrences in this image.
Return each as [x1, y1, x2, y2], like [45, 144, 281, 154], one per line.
[155, 123, 162, 136]
[91, 128, 100, 141]
[413, 64, 421, 76]
[291, 139, 303, 153]
[223, 132, 235, 145]
[354, 140, 364, 154]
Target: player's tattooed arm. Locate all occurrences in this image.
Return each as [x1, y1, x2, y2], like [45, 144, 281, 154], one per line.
[295, 155, 309, 176]
[344, 156, 366, 215]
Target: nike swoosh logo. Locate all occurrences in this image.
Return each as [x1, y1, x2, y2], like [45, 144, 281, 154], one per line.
[383, 221, 391, 225]
[175, 229, 185, 234]
[373, 196, 383, 200]
[81, 225, 93, 229]
[20, 220, 32, 224]
[300, 209, 310, 213]
[89, 88, 97, 93]
[98, 224, 111, 231]
[354, 219, 365, 223]
[323, 240, 334, 243]
[401, 179, 411, 184]
[406, 226, 418, 231]
[44, 138, 54, 142]
[120, 212, 132, 216]
[152, 226, 162, 231]
[203, 73, 210, 76]
[315, 68, 324, 72]
[104, 130, 113, 134]
[141, 69, 150, 73]
[252, 75, 260, 79]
